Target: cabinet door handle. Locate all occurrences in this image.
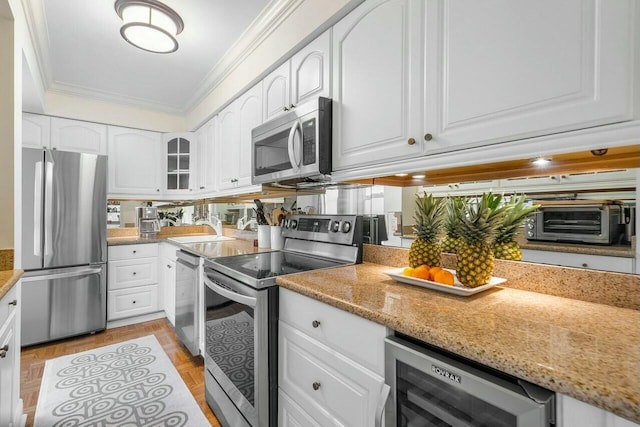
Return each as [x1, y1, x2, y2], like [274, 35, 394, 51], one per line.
[582, 263, 588, 268]
[157, 189, 160, 192]
[312, 382, 321, 391]
[0, 345, 8, 358]
[132, 272, 137, 276]
[167, 264, 172, 269]
[424, 133, 433, 141]
[133, 250, 137, 254]
[199, 186, 205, 190]
[132, 300, 136, 304]
[375, 384, 391, 427]
[8, 299, 17, 306]
[289, 104, 296, 109]
[283, 106, 289, 112]
[407, 138, 416, 145]
[312, 320, 320, 328]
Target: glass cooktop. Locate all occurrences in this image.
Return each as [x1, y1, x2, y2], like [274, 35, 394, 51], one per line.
[211, 250, 348, 281]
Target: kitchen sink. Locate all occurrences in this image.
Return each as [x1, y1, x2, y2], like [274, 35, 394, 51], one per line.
[168, 235, 235, 244]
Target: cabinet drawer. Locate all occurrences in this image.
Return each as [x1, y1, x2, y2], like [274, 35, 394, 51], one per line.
[279, 322, 385, 427]
[108, 243, 158, 261]
[108, 258, 158, 290]
[0, 284, 18, 328]
[160, 242, 178, 261]
[521, 249, 634, 273]
[278, 389, 323, 427]
[279, 288, 386, 375]
[107, 285, 159, 320]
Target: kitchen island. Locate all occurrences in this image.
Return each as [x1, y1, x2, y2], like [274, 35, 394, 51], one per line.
[276, 261, 640, 423]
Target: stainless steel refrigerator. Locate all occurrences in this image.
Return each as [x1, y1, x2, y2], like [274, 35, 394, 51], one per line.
[21, 148, 107, 346]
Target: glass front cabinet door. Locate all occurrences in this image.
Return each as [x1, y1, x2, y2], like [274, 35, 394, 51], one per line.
[164, 133, 195, 194]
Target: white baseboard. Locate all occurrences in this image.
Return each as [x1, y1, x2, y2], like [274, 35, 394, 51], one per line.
[106, 311, 167, 329]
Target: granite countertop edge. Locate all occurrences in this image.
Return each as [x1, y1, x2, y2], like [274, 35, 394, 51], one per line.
[276, 263, 640, 423]
[0, 270, 23, 300]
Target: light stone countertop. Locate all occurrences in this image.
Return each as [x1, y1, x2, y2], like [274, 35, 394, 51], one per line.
[0, 270, 23, 300]
[276, 262, 640, 423]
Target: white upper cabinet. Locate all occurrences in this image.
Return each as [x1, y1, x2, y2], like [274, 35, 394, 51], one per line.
[263, 30, 331, 121]
[195, 116, 217, 196]
[217, 82, 263, 191]
[332, 0, 425, 171]
[22, 113, 51, 149]
[50, 117, 107, 155]
[291, 29, 331, 107]
[263, 62, 291, 121]
[423, 0, 637, 153]
[107, 126, 163, 197]
[163, 132, 195, 195]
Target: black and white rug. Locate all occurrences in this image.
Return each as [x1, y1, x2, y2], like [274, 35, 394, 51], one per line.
[34, 335, 208, 427]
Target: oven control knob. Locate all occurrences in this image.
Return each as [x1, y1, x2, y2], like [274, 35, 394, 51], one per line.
[289, 219, 298, 229]
[527, 231, 534, 238]
[526, 221, 535, 230]
[331, 221, 340, 232]
[341, 221, 351, 233]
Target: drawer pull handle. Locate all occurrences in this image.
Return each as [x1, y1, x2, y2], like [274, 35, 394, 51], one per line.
[133, 250, 137, 254]
[582, 263, 588, 268]
[407, 137, 416, 145]
[312, 382, 321, 391]
[8, 299, 17, 306]
[312, 320, 320, 328]
[0, 345, 8, 358]
[424, 133, 433, 141]
[133, 272, 137, 276]
[132, 300, 136, 304]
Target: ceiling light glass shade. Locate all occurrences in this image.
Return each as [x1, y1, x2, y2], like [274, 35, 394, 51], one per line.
[114, 0, 184, 54]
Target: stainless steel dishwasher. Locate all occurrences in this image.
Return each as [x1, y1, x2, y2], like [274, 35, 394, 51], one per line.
[175, 250, 200, 356]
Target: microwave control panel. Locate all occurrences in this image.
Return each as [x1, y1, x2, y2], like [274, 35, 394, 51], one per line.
[302, 118, 316, 166]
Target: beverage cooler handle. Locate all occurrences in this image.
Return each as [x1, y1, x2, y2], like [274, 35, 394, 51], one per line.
[33, 161, 43, 257]
[44, 159, 54, 260]
[375, 384, 391, 427]
[287, 120, 301, 170]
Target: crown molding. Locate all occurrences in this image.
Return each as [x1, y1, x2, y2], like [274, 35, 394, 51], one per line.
[21, 0, 53, 89]
[48, 80, 186, 114]
[182, 0, 305, 111]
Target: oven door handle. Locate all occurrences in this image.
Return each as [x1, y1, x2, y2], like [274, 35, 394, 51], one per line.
[204, 276, 257, 308]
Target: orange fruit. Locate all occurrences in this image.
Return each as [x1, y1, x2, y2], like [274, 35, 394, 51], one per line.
[433, 270, 455, 286]
[428, 266, 443, 280]
[402, 267, 414, 276]
[412, 265, 430, 280]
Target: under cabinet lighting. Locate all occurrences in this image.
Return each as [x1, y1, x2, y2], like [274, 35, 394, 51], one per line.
[114, 0, 184, 54]
[532, 157, 551, 166]
[395, 173, 408, 177]
[412, 174, 426, 179]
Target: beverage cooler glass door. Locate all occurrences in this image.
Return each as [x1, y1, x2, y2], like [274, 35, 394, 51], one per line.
[203, 269, 271, 427]
[385, 336, 554, 427]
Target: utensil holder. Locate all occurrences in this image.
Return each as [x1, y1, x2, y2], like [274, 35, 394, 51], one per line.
[258, 225, 271, 248]
[270, 226, 284, 250]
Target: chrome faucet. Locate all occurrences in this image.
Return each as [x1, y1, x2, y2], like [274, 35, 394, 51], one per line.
[196, 215, 223, 237]
[237, 216, 258, 230]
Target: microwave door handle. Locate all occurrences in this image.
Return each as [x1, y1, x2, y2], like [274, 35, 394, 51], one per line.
[287, 120, 301, 171]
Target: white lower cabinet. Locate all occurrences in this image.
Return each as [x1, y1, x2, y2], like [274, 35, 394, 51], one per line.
[159, 242, 178, 325]
[0, 281, 25, 427]
[278, 288, 388, 426]
[107, 244, 163, 322]
[557, 394, 640, 427]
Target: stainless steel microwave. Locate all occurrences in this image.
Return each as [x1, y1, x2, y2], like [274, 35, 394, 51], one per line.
[251, 97, 332, 185]
[525, 201, 625, 245]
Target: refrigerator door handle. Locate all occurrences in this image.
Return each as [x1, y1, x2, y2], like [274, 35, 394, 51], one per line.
[44, 159, 54, 262]
[33, 161, 43, 257]
[23, 266, 103, 282]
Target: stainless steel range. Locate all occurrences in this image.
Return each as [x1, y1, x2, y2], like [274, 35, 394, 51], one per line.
[202, 214, 363, 427]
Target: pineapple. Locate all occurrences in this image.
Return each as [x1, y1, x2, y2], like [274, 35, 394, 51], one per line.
[494, 195, 539, 261]
[454, 193, 508, 287]
[441, 197, 466, 254]
[409, 194, 446, 268]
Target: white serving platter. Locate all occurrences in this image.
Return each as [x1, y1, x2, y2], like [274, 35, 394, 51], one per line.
[384, 268, 506, 296]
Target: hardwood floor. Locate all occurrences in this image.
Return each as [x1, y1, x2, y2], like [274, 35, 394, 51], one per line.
[20, 319, 221, 426]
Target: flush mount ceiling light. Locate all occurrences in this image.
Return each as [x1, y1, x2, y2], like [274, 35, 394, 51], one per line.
[114, 0, 184, 54]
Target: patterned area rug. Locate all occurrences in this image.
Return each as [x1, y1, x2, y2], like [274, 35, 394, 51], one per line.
[34, 335, 208, 427]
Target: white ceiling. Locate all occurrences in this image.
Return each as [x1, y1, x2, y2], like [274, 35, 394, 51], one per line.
[28, 0, 271, 113]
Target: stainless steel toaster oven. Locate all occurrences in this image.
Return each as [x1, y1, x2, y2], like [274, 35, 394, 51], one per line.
[525, 201, 625, 245]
